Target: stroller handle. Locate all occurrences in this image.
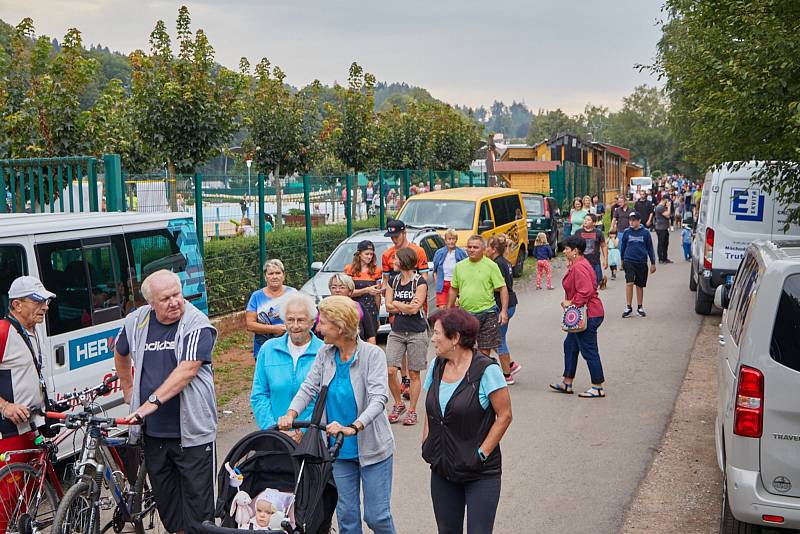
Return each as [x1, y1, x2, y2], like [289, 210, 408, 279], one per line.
[201, 521, 284, 534]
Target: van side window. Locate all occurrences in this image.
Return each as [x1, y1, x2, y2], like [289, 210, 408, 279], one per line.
[771, 274, 800, 372]
[125, 229, 187, 304]
[37, 239, 127, 336]
[0, 245, 28, 318]
[490, 196, 519, 227]
[728, 254, 760, 345]
[478, 201, 492, 225]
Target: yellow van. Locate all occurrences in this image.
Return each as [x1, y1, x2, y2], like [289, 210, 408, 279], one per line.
[396, 187, 529, 276]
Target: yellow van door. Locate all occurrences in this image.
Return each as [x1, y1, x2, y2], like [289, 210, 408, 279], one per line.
[488, 194, 528, 272]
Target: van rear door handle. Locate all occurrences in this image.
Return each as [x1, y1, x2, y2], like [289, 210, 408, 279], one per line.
[719, 340, 726, 347]
[55, 345, 65, 366]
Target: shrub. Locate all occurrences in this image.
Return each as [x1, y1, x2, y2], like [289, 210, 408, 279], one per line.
[204, 218, 378, 316]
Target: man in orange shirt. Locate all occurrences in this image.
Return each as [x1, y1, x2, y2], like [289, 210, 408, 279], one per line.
[381, 219, 430, 400]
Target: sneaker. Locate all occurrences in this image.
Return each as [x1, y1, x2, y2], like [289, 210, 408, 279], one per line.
[622, 306, 633, 318]
[509, 361, 522, 376]
[611, 272, 616, 279]
[402, 410, 418, 426]
[504, 374, 515, 385]
[637, 306, 647, 317]
[664, 259, 674, 264]
[536, 286, 542, 290]
[388, 404, 406, 423]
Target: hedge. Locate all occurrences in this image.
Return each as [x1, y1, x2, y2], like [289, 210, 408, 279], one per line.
[204, 218, 378, 317]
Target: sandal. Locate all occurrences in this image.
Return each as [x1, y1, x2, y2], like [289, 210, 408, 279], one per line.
[549, 382, 573, 394]
[578, 386, 606, 398]
[388, 404, 406, 423]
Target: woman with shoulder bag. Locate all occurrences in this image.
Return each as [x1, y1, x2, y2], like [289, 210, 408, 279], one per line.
[422, 307, 512, 534]
[549, 234, 607, 398]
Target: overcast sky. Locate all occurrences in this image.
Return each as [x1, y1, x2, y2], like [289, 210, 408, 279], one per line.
[1, 0, 664, 113]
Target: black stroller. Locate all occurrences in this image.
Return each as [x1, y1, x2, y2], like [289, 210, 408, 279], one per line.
[202, 388, 343, 534]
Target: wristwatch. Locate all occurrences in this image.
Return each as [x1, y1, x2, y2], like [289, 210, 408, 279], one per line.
[147, 394, 162, 408]
[347, 423, 360, 435]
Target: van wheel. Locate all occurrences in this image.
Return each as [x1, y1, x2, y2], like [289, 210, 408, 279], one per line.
[695, 285, 714, 315]
[512, 247, 526, 278]
[719, 477, 761, 534]
[689, 263, 698, 292]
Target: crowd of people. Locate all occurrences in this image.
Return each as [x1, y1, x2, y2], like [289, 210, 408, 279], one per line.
[0, 174, 703, 534]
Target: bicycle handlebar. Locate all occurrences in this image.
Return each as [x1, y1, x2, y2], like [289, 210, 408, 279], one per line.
[44, 411, 139, 428]
[50, 374, 119, 411]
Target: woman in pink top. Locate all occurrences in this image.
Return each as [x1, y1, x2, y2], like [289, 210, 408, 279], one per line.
[549, 234, 606, 398]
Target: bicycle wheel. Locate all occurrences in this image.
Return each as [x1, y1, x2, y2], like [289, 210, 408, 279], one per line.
[53, 480, 98, 534]
[131, 460, 166, 534]
[0, 462, 58, 534]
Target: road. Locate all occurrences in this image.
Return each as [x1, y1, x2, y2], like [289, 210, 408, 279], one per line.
[216, 232, 703, 533]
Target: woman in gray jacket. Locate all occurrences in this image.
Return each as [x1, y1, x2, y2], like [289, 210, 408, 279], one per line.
[279, 296, 396, 534]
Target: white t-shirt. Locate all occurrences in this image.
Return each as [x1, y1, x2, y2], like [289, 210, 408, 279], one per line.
[287, 339, 312, 369]
[442, 249, 458, 281]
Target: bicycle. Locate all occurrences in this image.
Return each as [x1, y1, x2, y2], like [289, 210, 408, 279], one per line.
[47, 384, 165, 534]
[0, 375, 121, 534]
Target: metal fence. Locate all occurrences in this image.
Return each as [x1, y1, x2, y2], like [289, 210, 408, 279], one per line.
[549, 161, 604, 212]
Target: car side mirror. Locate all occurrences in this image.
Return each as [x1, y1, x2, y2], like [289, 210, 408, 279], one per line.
[311, 261, 323, 272]
[478, 220, 495, 233]
[714, 284, 730, 310]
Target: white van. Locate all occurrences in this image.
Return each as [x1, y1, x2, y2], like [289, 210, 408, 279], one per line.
[689, 162, 800, 314]
[0, 212, 208, 457]
[628, 176, 653, 199]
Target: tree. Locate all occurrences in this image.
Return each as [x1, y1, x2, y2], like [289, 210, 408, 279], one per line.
[328, 62, 377, 221]
[651, 0, 800, 225]
[526, 108, 586, 144]
[129, 6, 246, 208]
[246, 58, 322, 225]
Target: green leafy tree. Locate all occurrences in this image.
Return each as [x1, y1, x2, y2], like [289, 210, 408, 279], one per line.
[129, 6, 246, 208]
[526, 108, 586, 144]
[328, 62, 377, 220]
[246, 58, 322, 225]
[651, 0, 800, 224]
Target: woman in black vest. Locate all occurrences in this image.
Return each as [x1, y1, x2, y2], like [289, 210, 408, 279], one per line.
[422, 308, 512, 534]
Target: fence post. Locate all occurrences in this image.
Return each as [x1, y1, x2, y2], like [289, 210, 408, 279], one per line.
[103, 154, 124, 212]
[403, 169, 410, 198]
[428, 169, 435, 191]
[194, 172, 204, 257]
[345, 174, 353, 237]
[378, 169, 386, 230]
[258, 173, 266, 288]
[303, 175, 314, 278]
[469, 172, 474, 187]
[88, 158, 99, 212]
[0, 165, 6, 214]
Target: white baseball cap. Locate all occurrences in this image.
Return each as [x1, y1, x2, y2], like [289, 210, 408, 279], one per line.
[8, 276, 56, 302]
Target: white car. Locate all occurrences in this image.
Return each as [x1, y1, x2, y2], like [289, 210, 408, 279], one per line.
[714, 240, 800, 532]
[300, 227, 444, 334]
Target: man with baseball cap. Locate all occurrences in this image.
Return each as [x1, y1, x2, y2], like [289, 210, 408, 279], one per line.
[619, 212, 656, 318]
[381, 219, 429, 400]
[0, 276, 56, 521]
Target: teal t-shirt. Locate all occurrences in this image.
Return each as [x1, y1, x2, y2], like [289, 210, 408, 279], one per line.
[423, 360, 506, 416]
[571, 209, 589, 234]
[326, 350, 359, 460]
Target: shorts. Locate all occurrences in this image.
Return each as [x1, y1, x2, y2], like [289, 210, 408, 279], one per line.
[624, 261, 648, 287]
[472, 308, 499, 351]
[435, 280, 452, 308]
[386, 330, 429, 371]
[143, 436, 216, 534]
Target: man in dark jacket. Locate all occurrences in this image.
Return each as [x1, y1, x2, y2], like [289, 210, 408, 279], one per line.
[633, 193, 655, 230]
[619, 213, 656, 318]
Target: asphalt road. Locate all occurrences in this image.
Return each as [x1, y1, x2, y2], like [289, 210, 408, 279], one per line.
[216, 231, 703, 533]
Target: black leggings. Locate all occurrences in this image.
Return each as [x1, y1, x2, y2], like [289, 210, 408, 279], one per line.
[430, 471, 501, 534]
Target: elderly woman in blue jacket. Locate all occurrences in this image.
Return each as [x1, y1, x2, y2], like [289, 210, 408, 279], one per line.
[432, 229, 468, 309]
[251, 293, 323, 438]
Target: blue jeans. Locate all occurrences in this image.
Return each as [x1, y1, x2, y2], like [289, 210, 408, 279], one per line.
[497, 305, 516, 355]
[591, 262, 603, 285]
[563, 316, 605, 384]
[332, 456, 396, 534]
[682, 242, 692, 260]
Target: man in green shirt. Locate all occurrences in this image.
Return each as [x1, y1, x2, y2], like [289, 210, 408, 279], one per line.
[448, 235, 509, 355]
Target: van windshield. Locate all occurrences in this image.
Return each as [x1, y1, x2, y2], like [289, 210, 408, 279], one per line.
[399, 200, 475, 230]
[631, 178, 652, 187]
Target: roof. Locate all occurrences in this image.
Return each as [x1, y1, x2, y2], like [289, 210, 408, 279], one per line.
[402, 187, 518, 201]
[0, 212, 191, 237]
[492, 161, 560, 173]
[594, 143, 631, 161]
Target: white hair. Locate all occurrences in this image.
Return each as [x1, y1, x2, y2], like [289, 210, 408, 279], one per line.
[279, 292, 317, 322]
[141, 270, 182, 303]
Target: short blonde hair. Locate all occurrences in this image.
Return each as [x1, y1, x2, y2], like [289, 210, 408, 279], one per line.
[263, 259, 285, 275]
[444, 228, 458, 239]
[328, 273, 355, 293]
[318, 296, 360, 340]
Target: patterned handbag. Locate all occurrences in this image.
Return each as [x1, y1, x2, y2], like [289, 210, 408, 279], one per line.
[561, 304, 588, 333]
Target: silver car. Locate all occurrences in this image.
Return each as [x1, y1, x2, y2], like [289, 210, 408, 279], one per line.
[300, 227, 445, 334]
[714, 240, 800, 532]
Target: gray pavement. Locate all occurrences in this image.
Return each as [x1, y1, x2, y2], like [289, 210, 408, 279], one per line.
[215, 231, 702, 533]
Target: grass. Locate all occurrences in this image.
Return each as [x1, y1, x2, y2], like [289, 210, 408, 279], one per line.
[212, 330, 255, 407]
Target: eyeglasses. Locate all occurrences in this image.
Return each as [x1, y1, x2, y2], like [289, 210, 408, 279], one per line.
[24, 297, 53, 306]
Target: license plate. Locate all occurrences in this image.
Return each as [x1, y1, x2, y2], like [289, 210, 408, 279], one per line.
[726, 275, 734, 285]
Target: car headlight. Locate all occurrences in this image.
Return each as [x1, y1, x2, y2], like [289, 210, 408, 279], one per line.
[526, 221, 531, 228]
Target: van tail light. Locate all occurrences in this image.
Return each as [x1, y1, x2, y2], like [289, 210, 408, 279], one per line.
[734, 365, 763, 438]
[703, 227, 714, 270]
[543, 201, 550, 218]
